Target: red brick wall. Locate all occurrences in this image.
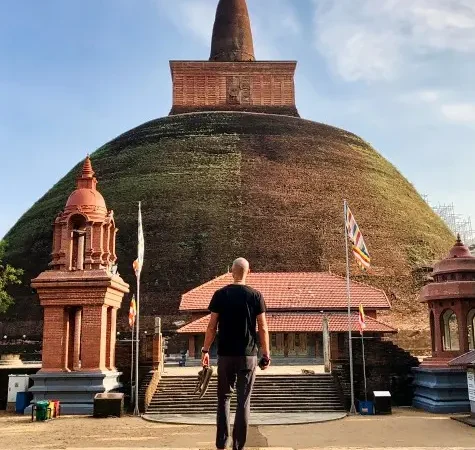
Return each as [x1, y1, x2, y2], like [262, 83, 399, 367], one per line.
[41, 307, 67, 371]
[170, 61, 298, 116]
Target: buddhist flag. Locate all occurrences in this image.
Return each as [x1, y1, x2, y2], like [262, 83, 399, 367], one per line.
[128, 295, 137, 328]
[345, 203, 371, 271]
[358, 304, 366, 335]
[134, 201, 145, 278]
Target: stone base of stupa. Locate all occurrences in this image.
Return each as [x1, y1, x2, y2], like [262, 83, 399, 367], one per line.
[412, 366, 469, 413]
[24, 370, 122, 415]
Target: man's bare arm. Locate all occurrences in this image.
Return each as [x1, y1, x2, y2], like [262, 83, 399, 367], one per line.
[203, 312, 219, 351]
[201, 313, 219, 367]
[257, 313, 270, 356]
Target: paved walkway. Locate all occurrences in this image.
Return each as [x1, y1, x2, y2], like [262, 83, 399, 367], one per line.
[1, 409, 474, 449]
[143, 412, 346, 425]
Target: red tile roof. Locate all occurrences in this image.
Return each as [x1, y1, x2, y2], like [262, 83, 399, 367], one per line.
[179, 272, 390, 312]
[177, 312, 397, 334]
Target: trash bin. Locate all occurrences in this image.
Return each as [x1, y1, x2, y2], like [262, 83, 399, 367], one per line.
[358, 400, 374, 415]
[48, 401, 56, 418]
[35, 400, 50, 421]
[373, 391, 392, 414]
[51, 400, 61, 418]
[15, 392, 32, 414]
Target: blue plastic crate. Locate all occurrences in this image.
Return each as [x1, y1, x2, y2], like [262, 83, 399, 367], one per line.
[359, 400, 374, 415]
[15, 392, 32, 414]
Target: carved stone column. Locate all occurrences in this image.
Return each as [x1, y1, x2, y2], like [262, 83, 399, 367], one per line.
[73, 308, 82, 370]
[108, 307, 118, 370]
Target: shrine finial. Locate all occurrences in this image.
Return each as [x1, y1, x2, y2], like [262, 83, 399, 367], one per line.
[81, 155, 94, 179]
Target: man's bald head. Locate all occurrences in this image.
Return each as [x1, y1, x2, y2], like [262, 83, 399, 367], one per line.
[231, 257, 250, 283]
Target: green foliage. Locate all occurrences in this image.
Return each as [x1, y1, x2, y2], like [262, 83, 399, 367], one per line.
[0, 240, 24, 314]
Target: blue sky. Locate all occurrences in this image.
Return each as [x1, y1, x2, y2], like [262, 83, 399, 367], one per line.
[1, 0, 475, 239]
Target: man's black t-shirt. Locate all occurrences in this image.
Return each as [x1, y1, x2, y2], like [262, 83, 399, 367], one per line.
[208, 284, 266, 356]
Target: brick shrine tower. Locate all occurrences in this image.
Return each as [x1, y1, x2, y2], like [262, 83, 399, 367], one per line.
[27, 157, 129, 415]
[413, 235, 474, 413]
[169, 0, 299, 117]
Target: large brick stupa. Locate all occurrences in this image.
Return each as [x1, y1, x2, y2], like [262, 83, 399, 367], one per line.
[3, 0, 454, 351]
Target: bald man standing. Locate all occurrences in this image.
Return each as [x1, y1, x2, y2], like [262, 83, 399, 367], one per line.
[201, 257, 270, 450]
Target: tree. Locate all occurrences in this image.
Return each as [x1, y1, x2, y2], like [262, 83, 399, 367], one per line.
[0, 240, 24, 314]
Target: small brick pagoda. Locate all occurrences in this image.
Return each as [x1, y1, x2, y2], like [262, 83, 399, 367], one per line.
[413, 235, 475, 413]
[27, 157, 129, 414]
[169, 0, 298, 116]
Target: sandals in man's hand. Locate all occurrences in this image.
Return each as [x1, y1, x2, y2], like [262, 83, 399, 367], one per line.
[194, 365, 214, 399]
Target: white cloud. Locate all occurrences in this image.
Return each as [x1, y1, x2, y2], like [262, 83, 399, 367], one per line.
[417, 90, 441, 103]
[313, 0, 475, 82]
[155, 0, 215, 45]
[398, 90, 475, 126]
[441, 103, 475, 124]
[399, 89, 442, 105]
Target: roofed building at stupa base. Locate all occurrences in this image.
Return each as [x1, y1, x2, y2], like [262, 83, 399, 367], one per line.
[177, 272, 396, 361]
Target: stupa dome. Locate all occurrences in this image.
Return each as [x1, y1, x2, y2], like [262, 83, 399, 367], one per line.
[432, 235, 475, 276]
[65, 189, 106, 210]
[4, 112, 454, 348]
[64, 156, 107, 214]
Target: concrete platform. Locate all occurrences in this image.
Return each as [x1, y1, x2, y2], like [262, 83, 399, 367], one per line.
[142, 411, 346, 425]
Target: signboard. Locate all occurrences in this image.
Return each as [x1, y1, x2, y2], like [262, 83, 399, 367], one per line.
[468, 369, 475, 402]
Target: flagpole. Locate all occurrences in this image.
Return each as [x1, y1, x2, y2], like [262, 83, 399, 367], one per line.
[361, 333, 367, 402]
[130, 311, 135, 406]
[134, 274, 140, 415]
[133, 201, 143, 416]
[344, 200, 357, 414]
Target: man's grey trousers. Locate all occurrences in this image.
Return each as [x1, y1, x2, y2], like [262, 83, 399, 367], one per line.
[216, 356, 257, 450]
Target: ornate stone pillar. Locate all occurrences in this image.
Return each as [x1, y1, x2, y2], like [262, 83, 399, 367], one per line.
[108, 307, 118, 370]
[188, 336, 196, 358]
[458, 302, 470, 354]
[77, 232, 85, 270]
[433, 307, 443, 356]
[73, 308, 82, 370]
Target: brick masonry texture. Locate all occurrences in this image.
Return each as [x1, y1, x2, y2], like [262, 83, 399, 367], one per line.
[169, 61, 299, 116]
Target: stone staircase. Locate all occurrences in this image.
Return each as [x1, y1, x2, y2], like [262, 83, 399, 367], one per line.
[167, 357, 324, 367]
[146, 374, 344, 414]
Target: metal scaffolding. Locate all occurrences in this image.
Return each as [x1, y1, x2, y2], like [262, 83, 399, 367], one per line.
[423, 199, 475, 248]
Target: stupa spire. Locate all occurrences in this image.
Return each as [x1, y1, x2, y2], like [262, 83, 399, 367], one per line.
[210, 0, 255, 62]
[81, 155, 94, 179]
[76, 155, 97, 190]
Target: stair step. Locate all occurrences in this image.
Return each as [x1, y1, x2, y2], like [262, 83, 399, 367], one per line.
[146, 374, 344, 414]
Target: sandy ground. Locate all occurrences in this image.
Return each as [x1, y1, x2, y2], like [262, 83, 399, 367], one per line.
[0, 408, 474, 450]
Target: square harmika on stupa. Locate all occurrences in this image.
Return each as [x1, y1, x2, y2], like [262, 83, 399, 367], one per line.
[25, 157, 129, 415]
[4, 0, 455, 354]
